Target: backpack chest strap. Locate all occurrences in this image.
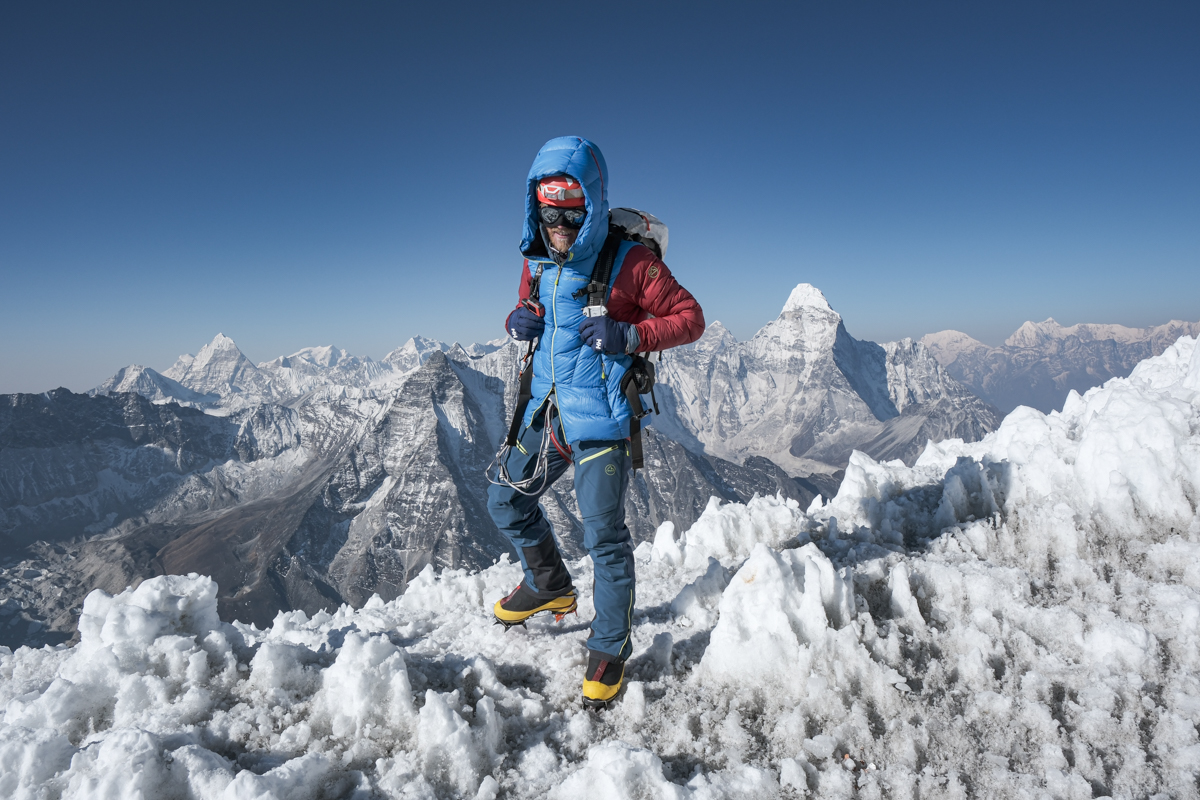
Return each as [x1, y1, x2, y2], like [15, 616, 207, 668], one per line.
[572, 227, 624, 316]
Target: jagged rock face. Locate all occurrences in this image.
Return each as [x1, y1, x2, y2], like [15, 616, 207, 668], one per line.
[921, 318, 1200, 413]
[0, 389, 300, 553]
[293, 351, 510, 606]
[627, 428, 820, 535]
[653, 284, 1000, 473]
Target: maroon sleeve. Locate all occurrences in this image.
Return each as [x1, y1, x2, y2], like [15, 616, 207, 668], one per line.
[608, 246, 705, 352]
[517, 260, 532, 303]
[503, 260, 534, 335]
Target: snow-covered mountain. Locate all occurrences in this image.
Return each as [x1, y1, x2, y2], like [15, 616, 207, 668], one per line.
[5, 336, 1198, 799]
[163, 332, 274, 400]
[653, 284, 1000, 474]
[90, 364, 217, 406]
[921, 316, 1200, 413]
[2, 351, 822, 640]
[99, 334, 460, 411]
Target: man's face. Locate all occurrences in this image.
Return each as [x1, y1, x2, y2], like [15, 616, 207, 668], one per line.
[540, 204, 580, 253]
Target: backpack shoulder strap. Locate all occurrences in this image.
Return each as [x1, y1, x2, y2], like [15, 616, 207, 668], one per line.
[619, 356, 657, 471]
[573, 225, 625, 308]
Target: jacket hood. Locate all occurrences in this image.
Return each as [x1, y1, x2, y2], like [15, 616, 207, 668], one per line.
[520, 136, 610, 262]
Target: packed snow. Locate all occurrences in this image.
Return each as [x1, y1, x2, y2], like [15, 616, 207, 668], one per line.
[3, 337, 1200, 798]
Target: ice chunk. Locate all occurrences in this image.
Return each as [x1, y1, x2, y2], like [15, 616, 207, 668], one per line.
[0, 726, 74, 800]
[701, 543, 854, 691]
[312, 631, 413, 739]
[555, 741, 687, 799]
[887, 562, 926, 631]
[679, 494, 806, 568]
[650, 520, 682, 566]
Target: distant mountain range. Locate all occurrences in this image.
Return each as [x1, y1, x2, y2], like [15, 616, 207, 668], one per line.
[4, 284, 1191, 646]
[921, 318, 1200, 413]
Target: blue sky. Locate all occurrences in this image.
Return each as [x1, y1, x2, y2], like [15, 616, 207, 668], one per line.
[1, 2, 1197, 394]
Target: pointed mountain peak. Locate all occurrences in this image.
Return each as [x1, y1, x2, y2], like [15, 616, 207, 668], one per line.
[782, 284, 834, 315]
[168, 332, 268, 397]
[750, 283, 844, 357]
[207, 333, 240, 350]
[1005, 318, 1064, 348]
[383, 336, 453, 369]
[694, 321, 737, 354]
[193, 333, 250, 365]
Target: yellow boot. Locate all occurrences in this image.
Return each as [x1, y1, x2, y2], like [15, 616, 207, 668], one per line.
[493, 582, 577, 629]
[582, 654, 624, 708]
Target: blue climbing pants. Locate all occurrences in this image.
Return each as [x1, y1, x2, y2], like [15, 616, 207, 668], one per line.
[486, 405, 635, 663]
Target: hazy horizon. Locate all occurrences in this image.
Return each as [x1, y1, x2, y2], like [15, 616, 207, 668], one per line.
[14, 296, 1200, 396]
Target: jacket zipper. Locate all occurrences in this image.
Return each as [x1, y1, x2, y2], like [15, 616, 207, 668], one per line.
[548, 264, 568, 441]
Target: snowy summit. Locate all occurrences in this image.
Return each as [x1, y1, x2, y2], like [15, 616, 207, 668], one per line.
[781, 283, 835, 315]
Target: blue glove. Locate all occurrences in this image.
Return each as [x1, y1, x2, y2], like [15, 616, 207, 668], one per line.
[506, 306, 545, 341]
[578, 315, 631, 355]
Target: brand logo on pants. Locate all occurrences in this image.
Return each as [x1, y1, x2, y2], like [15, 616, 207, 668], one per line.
[605, 464, 617, 475]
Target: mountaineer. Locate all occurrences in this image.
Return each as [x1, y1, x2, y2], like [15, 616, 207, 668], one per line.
[486, 136, 704, 707]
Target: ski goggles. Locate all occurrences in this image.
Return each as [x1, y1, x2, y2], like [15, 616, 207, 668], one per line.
[538, 205, 587, 228]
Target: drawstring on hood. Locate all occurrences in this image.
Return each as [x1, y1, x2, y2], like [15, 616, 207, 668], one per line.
[541, 229, 569, 266]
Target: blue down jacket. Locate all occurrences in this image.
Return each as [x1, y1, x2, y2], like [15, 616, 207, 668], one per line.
[519, 137, 639, 444]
